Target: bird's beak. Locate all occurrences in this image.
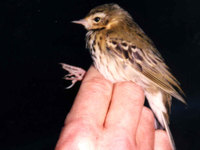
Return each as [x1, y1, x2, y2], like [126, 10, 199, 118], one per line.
[72, 19, 88, 26]
[72, 19, 91, 29]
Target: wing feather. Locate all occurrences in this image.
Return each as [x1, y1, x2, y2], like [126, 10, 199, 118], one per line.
[106, 36, 185, 103]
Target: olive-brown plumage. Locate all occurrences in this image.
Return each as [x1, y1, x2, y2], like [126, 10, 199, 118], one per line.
[70, 3, 186, 150]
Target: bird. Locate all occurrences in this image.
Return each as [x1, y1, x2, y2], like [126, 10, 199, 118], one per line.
[61, 3, 186, 150]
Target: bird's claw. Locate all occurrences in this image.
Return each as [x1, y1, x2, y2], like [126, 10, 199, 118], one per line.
[60, 63, 86, 89]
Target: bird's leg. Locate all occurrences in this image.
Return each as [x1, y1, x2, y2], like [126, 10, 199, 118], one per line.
[60, 63, 86, 89]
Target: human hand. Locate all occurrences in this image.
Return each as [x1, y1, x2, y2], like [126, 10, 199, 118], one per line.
[55, 66, 171, 150]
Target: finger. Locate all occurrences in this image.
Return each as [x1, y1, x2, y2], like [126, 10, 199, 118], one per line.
[105, 82, 145, 135]
[154, 130, 171, 150]
[136, 107, 155, 150]
[65, 66, 113, 126]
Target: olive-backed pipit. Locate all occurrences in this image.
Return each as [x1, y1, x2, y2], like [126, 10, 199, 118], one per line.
[61, 4, 186, 150]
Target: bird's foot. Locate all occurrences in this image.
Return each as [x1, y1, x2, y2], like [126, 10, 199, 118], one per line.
[60, 63, 86, 89]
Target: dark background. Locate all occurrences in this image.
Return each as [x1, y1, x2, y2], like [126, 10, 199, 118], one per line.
[1, 0, 200, 149]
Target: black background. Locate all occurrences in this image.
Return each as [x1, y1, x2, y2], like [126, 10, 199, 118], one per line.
[1, 0, 200, 149]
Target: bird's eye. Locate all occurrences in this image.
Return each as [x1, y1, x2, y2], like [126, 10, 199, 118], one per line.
[94, 17, 100, 22]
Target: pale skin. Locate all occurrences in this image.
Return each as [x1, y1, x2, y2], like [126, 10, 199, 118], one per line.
[55, 66, 171, 150]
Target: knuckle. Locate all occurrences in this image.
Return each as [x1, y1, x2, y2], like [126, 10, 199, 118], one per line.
[83, 76, 112, 94]
[142, 107, 155, 123]
[117, 82, 144, 100]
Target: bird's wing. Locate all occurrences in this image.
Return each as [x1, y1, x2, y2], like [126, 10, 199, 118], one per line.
[106, 36, 185, 103]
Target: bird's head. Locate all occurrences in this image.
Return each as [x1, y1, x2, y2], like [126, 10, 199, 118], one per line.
[72, 3, 132, 31]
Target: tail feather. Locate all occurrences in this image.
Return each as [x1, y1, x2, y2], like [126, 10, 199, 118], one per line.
[145, 91, 176, 150]
[161, 112, 176, 150]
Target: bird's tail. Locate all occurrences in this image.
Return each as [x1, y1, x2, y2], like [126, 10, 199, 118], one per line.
[161, 112, 176, 150]
[145, 91, 176, 150]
